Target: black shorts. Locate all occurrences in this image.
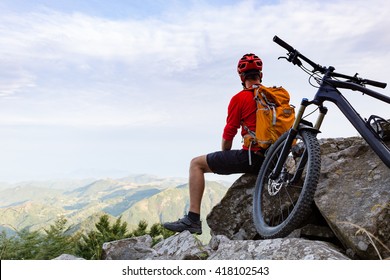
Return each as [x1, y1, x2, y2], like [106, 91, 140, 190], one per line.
[206, 149, 264, 175]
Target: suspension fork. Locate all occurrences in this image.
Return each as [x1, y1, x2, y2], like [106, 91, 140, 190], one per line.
[270, 99, 328, 180]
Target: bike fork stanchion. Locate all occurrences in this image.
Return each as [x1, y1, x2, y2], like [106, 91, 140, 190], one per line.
[314, 106, 328, 131]
[292, 98, 310, 130]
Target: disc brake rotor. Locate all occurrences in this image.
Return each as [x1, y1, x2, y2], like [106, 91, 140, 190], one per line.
[267, 170, 289, 196]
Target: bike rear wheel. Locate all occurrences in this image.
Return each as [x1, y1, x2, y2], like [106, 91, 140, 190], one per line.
[253, 130, 321, 238]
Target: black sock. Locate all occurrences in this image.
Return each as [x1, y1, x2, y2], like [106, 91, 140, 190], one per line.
[188, 211, 200, 222]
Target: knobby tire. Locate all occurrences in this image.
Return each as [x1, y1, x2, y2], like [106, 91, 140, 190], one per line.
[253, 130, 321, 238]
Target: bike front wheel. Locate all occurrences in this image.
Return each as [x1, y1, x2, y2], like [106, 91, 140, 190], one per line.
[253, 129, 321, 238]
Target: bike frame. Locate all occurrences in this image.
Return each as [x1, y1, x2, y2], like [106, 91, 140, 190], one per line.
[316, 76, 390, 167]
[271, 70, 390, 179]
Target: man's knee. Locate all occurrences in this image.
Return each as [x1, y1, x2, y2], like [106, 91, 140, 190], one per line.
[190, 155, 211, 173]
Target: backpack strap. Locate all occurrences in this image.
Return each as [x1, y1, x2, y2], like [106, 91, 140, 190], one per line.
[241, 87, 264, 166]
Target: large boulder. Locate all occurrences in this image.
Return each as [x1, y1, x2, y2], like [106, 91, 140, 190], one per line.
[315, 137, 390, 259]
[207, 136, 390, 259]
[101, 231, 208, 260]
[98, 231, 349, 260]
[152, 230, 208, 260]
[102, 235, 157, 260]
[207, 235, 349, 260]
[206, 174, 257, 240]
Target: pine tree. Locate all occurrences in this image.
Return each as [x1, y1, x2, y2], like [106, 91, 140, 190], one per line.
[76, 214, 131, 260]
[148, 223, 175, 245]
[36, 217, 78, 259]
[0, 229, 43, 259]
[1, 215, 174, 260]
[131, 220, 148, 236]
[0, 217, 79, 260]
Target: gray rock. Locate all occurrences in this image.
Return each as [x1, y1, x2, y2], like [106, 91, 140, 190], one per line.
[102, 235, 157, 260]
[316, 137, 390, 259]
[153, 231, 208, 260]
[101, 231, 208, 260]
[207, 235, 349, 260]
[206, 173, 258, 240]
[53, 254, 85, 260]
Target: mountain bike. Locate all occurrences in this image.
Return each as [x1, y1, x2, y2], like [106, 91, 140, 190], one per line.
[253, 35, 390, 238]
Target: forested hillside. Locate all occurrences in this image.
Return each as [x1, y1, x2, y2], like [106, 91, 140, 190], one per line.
[0, 175, 228, 243]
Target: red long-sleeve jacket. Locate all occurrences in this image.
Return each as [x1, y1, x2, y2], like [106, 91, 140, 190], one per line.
[222, 89, 259, 151]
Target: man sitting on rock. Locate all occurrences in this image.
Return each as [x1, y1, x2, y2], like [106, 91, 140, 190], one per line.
[163, 54, 266, 234]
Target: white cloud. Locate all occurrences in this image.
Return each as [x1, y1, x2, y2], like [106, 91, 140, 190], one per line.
[2, 1, 389, 69]
[0, 70, 36, 97]
[0, 0, 388, 128]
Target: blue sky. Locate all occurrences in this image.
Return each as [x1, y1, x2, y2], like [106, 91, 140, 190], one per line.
[0, 0, 389, 182]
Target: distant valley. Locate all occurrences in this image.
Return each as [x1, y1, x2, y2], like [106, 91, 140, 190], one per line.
[0, 174, 230, 242]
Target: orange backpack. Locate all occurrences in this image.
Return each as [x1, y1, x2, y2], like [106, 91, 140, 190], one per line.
[243, 85, 295, 150]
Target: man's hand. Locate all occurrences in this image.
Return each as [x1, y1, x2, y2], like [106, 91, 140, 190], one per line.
[221, 139, 233, 151]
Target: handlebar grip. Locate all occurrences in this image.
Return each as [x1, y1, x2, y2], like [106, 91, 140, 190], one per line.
[364, 79, 387, 89]
[273, 36, 294, 52]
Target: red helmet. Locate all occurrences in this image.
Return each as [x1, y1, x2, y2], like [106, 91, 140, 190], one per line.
[237, 53, 263, 82]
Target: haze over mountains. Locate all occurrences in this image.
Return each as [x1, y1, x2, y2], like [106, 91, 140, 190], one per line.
[0, 174, 229, 242]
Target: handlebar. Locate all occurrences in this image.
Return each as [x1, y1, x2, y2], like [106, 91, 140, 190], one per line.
[361, 78, 387, 89]
[273, 36, 294, 53]
[273, 36, 323, 72]
[273, 35, 387, 89]
[333, 72, 388, 88]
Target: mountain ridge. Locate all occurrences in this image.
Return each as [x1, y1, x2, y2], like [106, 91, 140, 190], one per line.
[0, 174, 228, 242]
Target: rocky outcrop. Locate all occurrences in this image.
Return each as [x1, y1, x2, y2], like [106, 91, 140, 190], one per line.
[103, 231, 208, 260]
[206, 174, 258, 240]
[101, 235, 157, 260]
[315, 137, 390, 259]
[97, 230, 348, 260]
[207, 137, 390, 260]
[207, 235, 349, 260]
